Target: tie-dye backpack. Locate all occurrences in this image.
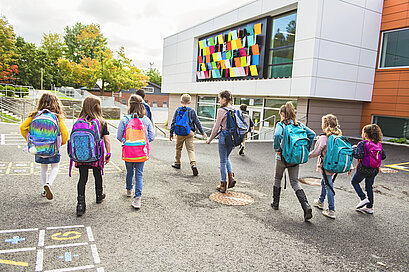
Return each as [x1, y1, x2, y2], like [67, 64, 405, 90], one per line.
[27, 109, 61, 157]
[121, 115, 149, 162]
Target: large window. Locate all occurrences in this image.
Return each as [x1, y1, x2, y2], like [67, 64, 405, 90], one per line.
[379, 28, 409, 68]
[267, 12, 297, 78]
[197, 96, 217, 133]
[373, 116, 409, 139]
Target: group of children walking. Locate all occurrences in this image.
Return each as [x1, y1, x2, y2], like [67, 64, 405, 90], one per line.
[20, 90, 386, 220]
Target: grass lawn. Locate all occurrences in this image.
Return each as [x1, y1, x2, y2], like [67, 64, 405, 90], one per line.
[0, 112, 20, 123]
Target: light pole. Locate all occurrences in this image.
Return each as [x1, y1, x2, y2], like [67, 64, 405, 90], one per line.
[40, 68, 43, 90]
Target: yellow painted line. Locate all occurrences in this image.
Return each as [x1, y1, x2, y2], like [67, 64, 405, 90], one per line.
[0, 258, 28, 267]
[385, 162, 409, 172]
[30, 162, 34, 174]
[109, 161, 122, 172]
[5, 162, 12, 174]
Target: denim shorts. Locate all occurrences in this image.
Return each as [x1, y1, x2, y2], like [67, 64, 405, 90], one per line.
[35, 154, 61, 164]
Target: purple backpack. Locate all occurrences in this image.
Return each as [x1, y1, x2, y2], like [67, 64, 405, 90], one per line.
[362, 141, 382, 168]
[67, 118, 104, 176]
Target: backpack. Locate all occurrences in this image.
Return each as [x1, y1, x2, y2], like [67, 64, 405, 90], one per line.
[27, 109, 60, 157]
[281, 123, 310, 165]
[174, 107, 191, 136]
[323, 135, 353, 173]
[223, 107, 248, 147]
[361, 141, 382, 168]
[144, 103, 152, 121]
[68, 118, 104, 176]
[122, 115, 150, 162]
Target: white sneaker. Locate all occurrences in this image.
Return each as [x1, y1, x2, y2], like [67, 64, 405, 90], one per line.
[131, 197, 141, 209]
[43, 183, 53, 200]
[126, 190, 132, 197]
[356, 198, 370, 209]
[313, 199, 324, 210]
[359, 207, 374, 214]
[322, 209, 336, 219]
[41, 190, 46, 197]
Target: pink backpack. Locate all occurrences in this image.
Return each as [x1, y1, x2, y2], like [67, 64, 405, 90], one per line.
[121, 115, 150, 162]
[362, 141, 382, 168]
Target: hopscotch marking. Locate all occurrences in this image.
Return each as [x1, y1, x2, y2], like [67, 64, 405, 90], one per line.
[0, 247, 36, 254]
[5, 236, 25, 244]
[44, 264, 95, 272]
[90, 244, 100, 264]
[0, 228, 38, 234]
[38, 230, 45, 247]
[86, 227, 94, 242]
[47, 225, 84, 230]
[0, 258, 28, 267]
[35, 249, 43, 272]
[45, 243, 88, 249]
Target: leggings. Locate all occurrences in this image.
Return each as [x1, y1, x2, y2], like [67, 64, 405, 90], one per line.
[274, 159, 303, 191]
[40, 163, 59, 186]
[77, 166, 103, 196]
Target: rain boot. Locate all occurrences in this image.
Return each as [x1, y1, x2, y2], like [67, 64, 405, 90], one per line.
[296, 189, 312, 221]
[76, 195, 86, 217]
[271, 186, 281, 210]
[96, 189, 105, 204]
[216, 182, 227, 193]
[228, 172, 236, 188]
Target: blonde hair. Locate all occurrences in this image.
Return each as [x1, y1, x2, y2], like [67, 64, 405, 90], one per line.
[128, 95, 146, 118]
[322, 114, 342, 136]
[30, 92, 64, 119]
[279, 101, 298, 125]
[363, 124, 383, 143]
[78, 96, 106, 130]
[181, 94, 191, 104]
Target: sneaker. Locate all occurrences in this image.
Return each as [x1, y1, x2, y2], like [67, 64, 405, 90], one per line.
[43, 183, 53, 200]
[126, 190, 132, 197]
[191, 165, 199, 176]
[322, 209, 336, 219]
[313, 199, 324, 210]
[356, 198, 370, 209]
[171, 163, 181, 169]
[359, 207, 374, 214]
[238, 146, 245, 156]
[41, 190, 46, 197]
[131, 197, 141, 209]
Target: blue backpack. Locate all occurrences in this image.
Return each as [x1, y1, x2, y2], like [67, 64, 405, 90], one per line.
[143, 103, 152, 121]
[223, 107, 248, 147]
[323, 135, 353, 173]
[174, 107, 191, 136]
[281, 123, 311, 165]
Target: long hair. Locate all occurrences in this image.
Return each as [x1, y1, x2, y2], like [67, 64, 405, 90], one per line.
[29, 92, 64, 119]
[363, 124, 383, 143]
[218, 90, 233, 107]
[78, 96, 105, 129]
[128, 95, 146, 118]
[279, 101, 298, 125]
[322, 114, 342, 136]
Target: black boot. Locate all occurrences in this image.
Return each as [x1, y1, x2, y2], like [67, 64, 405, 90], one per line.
[296, 189, 312, 221]
[76, 195, 86, 216]
[96, 189, 105, 204]
[271, 186, 281, 210]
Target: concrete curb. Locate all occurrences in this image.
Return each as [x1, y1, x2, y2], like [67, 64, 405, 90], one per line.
[347, 136, 409, 148]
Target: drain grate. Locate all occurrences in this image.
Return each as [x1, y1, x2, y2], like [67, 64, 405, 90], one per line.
[298, 177, 321, 186]
[209, 191, 254, 206]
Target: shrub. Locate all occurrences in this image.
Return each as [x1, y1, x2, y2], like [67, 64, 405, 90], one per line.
[16, 87, 29, 98]
[0, 85, 4, 90]
[5, 86, 15, 97]
[387, 138, 409, 144]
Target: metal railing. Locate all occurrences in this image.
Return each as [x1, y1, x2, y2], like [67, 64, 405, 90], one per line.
[247, 114, 276, 140]
[0, 96, 37, 123]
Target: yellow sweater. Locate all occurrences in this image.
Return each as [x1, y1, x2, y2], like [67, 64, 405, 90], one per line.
[20, 116, 69, 145]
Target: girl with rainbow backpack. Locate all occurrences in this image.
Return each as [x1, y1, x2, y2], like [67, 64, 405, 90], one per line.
[20, 92, 68, 200]
[117, 95, 154, 209]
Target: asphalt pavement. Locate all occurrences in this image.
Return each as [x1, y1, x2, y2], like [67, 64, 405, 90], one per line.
[0, 122, 408, 271]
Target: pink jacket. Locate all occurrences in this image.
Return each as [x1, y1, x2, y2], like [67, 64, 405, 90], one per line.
[309, 134, 329, 174]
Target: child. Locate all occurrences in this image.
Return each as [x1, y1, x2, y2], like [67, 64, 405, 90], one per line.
[272, 102, 316, 221]
[136, 89, 154, 126]
[74, 96, 111, 216]
[20, 92, 68, 200]
[117, 95, 154, 209]
[351, 124, 386, 214]
[206, 90, 238, 193]
[170, 94, 207, 176]
[238, 104, 254, 156]
[309, 114, 343, 219]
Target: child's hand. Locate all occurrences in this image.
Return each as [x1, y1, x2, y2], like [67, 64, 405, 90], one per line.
[203, 133, 208, 140]
[105, 154, 111, 165]
[206, 140, 210, 144]
[169, 136, 173, 141]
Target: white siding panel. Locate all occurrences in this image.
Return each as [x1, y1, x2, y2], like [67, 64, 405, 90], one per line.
[359, 48, 378, 68]
[213, 11, 239, 31]
[176, 40, 194, 63]
[316, 59, 358, 82]
[164, 35, 178, 47]
[293, 38, 319, 60]
[290, 77, 315, 96]
[366, 0, 384, 14]
[296, 0, 323, 41]
[357, 66, 375, 84]
[318, 40, 361, 65]
[315, 78, 356, 100]
[237, 1, 263, 22]
[342, 0, 366, 8]
[262, 0, 297, 12]
[177, 28, 194, 42]
[256, 78, 292, 96]
[162, 45, 178, 69]
[355, 83, 373, 101]
[232, 80, 258, 95]
[361, 10, 382, 51]
[292, 58, 318, 78]
[193, 20, 215, 37]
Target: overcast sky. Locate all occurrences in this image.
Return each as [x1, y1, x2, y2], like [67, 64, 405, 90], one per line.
[0, 0, 252, 72]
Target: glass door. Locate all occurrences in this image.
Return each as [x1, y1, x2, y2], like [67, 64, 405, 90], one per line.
[249, 109, 262, 140]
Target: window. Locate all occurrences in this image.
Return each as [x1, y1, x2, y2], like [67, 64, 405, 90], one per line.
[163, 102, 168, 108]
[197, 96, 217, 133]
[267, 12, 297, 78]
[152, 101, 158, 107]
[380, 28, 409, 68]
[142, 87, 154, 93]
[373, 115, 409, 138]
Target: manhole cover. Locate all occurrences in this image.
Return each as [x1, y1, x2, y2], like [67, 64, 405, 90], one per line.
[298, 177, 321, 186]
[380, 167, 398, 173]
[209, 191, 254, 206]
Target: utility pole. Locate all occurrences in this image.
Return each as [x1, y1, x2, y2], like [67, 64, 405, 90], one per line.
[40, 68, 43, 90]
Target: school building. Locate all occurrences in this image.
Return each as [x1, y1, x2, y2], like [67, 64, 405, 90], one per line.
[162, 0, 409, 139]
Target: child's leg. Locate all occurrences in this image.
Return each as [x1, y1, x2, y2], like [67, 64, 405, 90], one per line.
[77, 166, 89, 196]
[324, 175, 335, 211]
[351, 172, 366, 200]
[225, 144, 234, 174]
[364, 176, 376, 208]
[125, 162, 135, 190]
[185, 132, 196, 166]
[288, 165, 302, 191]
[48, 163, 59, 186]
[274, 160, 286, 188]
[133, 162, 145, 198]
[319, 178, 327, 202]
[175, 135, 185, 165]
[40, 164, 49, 185]
[92, 167, 103, 193]
[218, 141, 229, 183]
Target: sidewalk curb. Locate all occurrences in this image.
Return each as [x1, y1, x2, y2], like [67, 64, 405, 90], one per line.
[347, 136, 409, 148]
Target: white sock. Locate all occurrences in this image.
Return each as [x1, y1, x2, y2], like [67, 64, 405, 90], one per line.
[40, 164, 49, 186]
[48, 163, 59, 186]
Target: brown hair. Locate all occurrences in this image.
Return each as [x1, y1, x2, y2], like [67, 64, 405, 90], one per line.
[218, 90, 233, 107]
[78, 96, 106, 129]
[135, 89, 145, 99]
[279, 101, 298, 125]
[128, 95, 146, 118]
[240, 104, 247, 111]
[363, 124, 383, 143]
[181, 94, 191, 104]
[29, 92, 64, 119]
[322, 114, 342, 136]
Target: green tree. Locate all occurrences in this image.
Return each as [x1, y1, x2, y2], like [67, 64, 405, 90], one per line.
[0, 16, 18, 83]
[41, 32, 66, 87]
[144, 62, 162, 86]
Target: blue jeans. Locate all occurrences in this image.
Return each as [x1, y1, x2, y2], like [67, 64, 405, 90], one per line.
[351, 172, 375, 208]
[125, 162, 145, 198]
[319, 174, 335, 211]
[218, 141, 233, 183]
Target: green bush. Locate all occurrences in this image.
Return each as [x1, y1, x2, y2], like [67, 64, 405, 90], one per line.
[16, 87, 29, 98]
[4, 86, 15, 97]
[387, 138, 409, 144]
[0, 85, 4, 90]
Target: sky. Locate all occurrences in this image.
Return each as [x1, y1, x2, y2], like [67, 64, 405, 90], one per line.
[0, 0, 252, 72]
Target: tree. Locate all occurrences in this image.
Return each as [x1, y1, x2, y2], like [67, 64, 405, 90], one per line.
[144, 62, 162, 86]
[0, 17, 18, 83]
[41, 32, 67, 87]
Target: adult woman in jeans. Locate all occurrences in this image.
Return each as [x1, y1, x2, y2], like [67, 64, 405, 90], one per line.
[206, 90, 237, 193]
